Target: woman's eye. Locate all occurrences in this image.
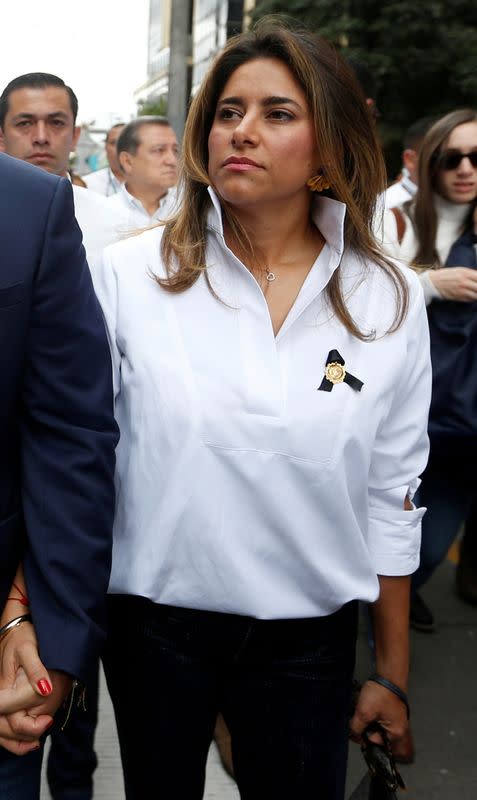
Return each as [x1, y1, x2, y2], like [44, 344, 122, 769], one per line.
[269, 110, 294, 121]
[218, 108, 241, 120]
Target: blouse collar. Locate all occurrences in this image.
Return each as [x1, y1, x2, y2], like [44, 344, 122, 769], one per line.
[205, 186, 346, 258]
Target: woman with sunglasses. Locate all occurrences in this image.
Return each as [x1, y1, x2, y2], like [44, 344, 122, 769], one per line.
[383, 108, 477, 635]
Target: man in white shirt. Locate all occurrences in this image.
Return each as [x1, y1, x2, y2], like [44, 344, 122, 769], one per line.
[0, 70, 124, 800]
[108, 116, 179, 229]
[0, 73, 126, 274]
[82, 122, 125, 196]
[382, 117, 435, 209]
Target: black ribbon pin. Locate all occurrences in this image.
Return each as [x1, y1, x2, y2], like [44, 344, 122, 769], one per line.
[318, 349, 364, 392]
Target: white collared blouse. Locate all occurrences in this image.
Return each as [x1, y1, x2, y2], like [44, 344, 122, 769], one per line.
[93, 188, 431, 619]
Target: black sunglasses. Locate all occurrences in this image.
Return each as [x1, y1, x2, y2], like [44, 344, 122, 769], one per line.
[437, 149, 477, 171]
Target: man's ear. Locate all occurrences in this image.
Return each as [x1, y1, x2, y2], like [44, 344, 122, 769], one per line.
[118, 150, 132, 175]
[402, 148, 417, 173]
[72, 125, 81, 150]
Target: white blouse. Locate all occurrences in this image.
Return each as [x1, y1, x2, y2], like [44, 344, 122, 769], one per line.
[93, 188, 431, 619]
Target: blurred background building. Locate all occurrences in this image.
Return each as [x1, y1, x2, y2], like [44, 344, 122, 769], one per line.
[134, 0, 172, 109]
[85, 0, 255, 172]
[134, 0, 255, 110]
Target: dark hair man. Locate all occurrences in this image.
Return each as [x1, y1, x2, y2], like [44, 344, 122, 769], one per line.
[0, 72, 126, 265]
[383, 117, 436, 209]
[108, 116, 179, 225]
[0, 72, 79, 174]
[83, 122, 126, 196]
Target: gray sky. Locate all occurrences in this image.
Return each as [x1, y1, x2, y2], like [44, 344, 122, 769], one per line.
[0, 1, 150, 124]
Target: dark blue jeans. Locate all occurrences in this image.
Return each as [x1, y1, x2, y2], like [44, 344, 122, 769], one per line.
[412, 461, 477, 592]
[0, 742, 43, 800]
[104, 595, 358, 800]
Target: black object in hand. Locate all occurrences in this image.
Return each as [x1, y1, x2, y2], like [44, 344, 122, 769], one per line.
[361, 723, 406, 798]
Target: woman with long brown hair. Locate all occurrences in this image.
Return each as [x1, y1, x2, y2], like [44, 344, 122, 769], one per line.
[94, 19, 431, 799]
[383, 109, 477, 632]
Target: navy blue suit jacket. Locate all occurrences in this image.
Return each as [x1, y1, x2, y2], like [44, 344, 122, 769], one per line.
[0, 153, 118, 682]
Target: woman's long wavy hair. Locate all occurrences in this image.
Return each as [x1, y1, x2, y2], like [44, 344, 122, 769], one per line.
[410, 108, 477, 267]
[159, 17, 409, 339]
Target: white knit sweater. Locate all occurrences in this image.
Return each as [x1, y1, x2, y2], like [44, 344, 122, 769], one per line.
[381, 195, 472, 305]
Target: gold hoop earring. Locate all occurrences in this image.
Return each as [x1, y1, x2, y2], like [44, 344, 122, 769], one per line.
[307, 172, 331, 192]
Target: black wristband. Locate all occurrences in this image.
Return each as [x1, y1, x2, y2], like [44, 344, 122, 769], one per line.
[368, 674, 410, 719]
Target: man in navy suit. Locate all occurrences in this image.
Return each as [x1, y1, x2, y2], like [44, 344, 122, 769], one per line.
[0, 151, 118, 798]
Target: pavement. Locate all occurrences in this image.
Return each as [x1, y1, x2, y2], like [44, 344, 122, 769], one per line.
[40, 556, 476, 799]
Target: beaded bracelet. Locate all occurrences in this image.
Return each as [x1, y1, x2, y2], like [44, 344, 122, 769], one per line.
[368, 674, 410, 719]
[0, 614, 33, 642]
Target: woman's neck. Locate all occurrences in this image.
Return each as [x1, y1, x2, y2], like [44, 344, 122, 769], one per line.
[223, 198, 323, 271]
[432, 194, 472, 265]
[433, 193, 471, 224]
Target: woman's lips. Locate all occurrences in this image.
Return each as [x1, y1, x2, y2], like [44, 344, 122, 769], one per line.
[223, 157, 263, 171]
[453, 182, 475, 190]
[224, 162, 260, 171]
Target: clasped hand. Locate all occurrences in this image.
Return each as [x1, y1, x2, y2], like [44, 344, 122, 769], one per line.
[430, 267, 477, 302]
[0, 621, 72, 755]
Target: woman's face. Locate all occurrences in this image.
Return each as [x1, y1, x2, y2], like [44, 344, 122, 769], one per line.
[436, 121, 477, 205]
[207, 57, 319, 211]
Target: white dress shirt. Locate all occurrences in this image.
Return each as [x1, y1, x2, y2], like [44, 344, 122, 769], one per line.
[381, 172, 417, 210]
[72, 184, 128, 272]
[83, 166, 122, 197]
[94, 188, 431, 620]
[107, 182, 179, 232]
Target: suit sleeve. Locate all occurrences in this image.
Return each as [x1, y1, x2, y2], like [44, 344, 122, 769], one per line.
[21, 177, 119, 683]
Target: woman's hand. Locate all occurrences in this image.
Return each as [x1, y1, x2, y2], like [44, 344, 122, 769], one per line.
[0, 618, 53, 708]
[428, 267, 477, 301]
[349, 680, 408, 746]
[0, 620, 72, 754]
[0, 667, 53, 755]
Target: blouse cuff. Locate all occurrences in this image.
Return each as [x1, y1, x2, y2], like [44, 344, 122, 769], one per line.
[367, 504, 425, 576]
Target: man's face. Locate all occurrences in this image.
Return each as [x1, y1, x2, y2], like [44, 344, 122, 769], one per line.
[120, 124, 179, 195]
[0, 86, 80, 176]
[105, 124, 125, 175]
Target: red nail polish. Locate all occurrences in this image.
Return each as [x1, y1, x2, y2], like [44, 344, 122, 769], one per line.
[38, 679, 52, 696]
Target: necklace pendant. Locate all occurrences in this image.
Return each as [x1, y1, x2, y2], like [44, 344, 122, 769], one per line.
[266, 271, 276, 282]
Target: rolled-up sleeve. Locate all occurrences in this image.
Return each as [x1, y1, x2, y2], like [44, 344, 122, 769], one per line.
[367, 277, 432, 575]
